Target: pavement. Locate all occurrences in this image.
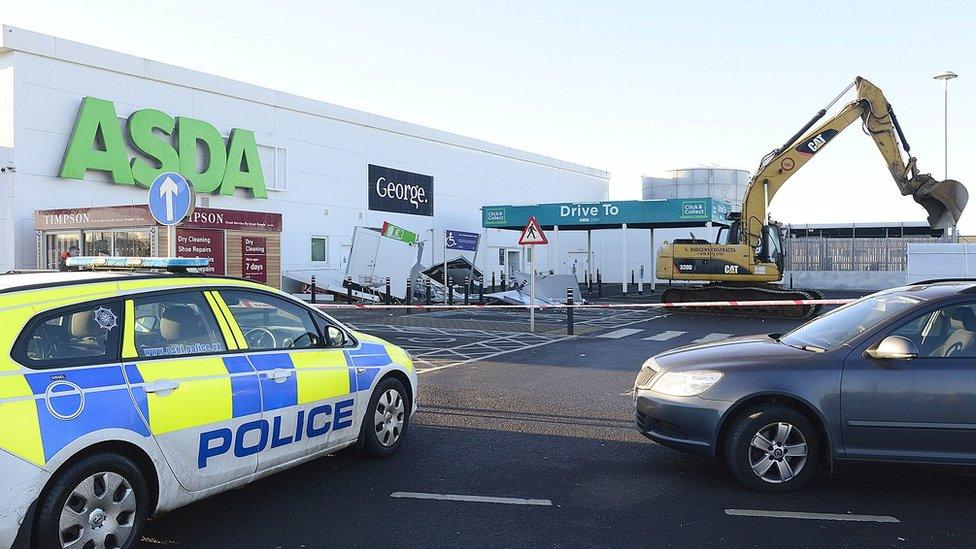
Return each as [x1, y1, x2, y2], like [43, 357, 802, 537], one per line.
[140, 307, 976, 548]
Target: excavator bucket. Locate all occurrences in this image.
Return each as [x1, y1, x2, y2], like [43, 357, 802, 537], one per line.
[910, 175, 969, 230]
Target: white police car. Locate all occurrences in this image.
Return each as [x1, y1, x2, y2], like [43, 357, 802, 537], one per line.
[0, 258, 417, 548]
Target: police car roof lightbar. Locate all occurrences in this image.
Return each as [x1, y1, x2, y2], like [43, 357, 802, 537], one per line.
[65, 256, 211, 272]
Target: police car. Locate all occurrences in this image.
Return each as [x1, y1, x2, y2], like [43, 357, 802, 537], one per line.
[0, 258, 418, 548]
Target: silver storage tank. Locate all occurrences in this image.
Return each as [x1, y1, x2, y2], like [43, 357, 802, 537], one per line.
[642, 167, 750, 209]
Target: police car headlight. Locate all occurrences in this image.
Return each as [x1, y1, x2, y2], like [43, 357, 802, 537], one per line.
[650, 370, 723, 397]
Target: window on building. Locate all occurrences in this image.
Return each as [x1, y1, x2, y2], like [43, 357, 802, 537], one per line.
[311, 237, 328, 262]
[218, 290, 320, 350]
[18, 301, 122, 368]
[132, 292, 227, 358]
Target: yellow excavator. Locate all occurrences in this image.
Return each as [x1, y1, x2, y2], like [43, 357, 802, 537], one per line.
[657, 76, 968, 318]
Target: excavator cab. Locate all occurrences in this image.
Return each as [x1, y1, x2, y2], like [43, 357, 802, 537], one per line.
[760, 223, 785, 274]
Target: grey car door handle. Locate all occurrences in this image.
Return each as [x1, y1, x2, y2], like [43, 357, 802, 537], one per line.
[144, 380, 180, 394]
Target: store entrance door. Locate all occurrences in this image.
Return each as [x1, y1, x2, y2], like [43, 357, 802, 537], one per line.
[44, 232, 81, 270]
[505, 249, 521, 278]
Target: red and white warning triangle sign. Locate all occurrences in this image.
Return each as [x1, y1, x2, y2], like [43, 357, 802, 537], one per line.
[518, 216, 549, 245]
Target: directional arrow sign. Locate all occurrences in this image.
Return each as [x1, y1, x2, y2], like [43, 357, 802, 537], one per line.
[148, 172, 195, 226]
[518, 216, 548, 245]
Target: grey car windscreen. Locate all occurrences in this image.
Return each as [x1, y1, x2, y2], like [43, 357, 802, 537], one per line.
[781, 292, 922, 352]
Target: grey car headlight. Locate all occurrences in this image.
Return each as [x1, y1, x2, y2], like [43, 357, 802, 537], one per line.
[650, 370, 723, 397]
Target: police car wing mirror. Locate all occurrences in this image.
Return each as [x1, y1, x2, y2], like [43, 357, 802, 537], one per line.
[326, 326, 346, 347]
[867, 335, 918, 360]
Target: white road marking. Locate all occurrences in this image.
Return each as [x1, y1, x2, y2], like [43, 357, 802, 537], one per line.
[724, 509, 900, 523]
[643, 330, 687, 341]
[693, 333, 731, 343]
[598, 328, 644, 339]
[391, 492, 552, 506]
[416, 336, 575, 374]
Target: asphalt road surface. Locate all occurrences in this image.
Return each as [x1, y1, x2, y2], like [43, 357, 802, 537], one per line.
[141, 312, 976, 548]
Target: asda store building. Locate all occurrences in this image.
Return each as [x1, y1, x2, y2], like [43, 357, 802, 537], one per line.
[0, 26, 609, 288]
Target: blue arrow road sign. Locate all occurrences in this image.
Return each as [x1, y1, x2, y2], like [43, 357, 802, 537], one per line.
[445, 230, 480, 252]
[148, 172, 194, 226]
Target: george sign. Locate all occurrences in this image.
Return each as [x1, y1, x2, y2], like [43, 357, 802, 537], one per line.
[60, 97, 267, 198]
[445, 230, 480, 252]
[175, 228, 224, 274]
[518, 216, 548, 245]
[241, 236, 267, 283]
[368, 165, 433, 217]
[381, 221, 419, 244]
[149, 172, 195, 226]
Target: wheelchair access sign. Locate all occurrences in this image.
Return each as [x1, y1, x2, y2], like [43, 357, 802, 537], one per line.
[445, 230, 480, 252]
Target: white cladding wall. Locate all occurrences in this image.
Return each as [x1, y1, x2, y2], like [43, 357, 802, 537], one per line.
[0, 37, 610, 279]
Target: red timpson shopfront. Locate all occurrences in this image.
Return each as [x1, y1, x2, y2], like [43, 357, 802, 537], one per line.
[35, 205, 283, 288]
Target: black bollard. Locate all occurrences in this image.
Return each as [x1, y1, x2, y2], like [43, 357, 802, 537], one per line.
[501, 272, 507, 292]
[346, 277, 352, 303]
[479, 278, 484, 305]
[566, 287, 574, 335]
[385, 277, 391, 305]
[597, 270, 603, 298]
[406, 277, 412, 306]
[491, 271, 496, 293]
[464, 276, 470, 305]
[310, 275, 317, 304]
[448, 278, 454, 305]
[426, 279, 432, 305]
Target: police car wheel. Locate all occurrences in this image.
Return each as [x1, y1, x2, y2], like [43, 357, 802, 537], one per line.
[33, 453, 151, 549]
[362, 378, 410, 457]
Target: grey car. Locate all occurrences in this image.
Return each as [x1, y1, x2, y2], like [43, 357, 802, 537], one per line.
[634, 279, 976, 492]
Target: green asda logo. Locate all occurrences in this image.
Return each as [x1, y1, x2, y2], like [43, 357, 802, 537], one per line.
[60, 97, 267, 198]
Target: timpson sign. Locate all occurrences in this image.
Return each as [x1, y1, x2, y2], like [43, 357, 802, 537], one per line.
[35, 205, 281, 232]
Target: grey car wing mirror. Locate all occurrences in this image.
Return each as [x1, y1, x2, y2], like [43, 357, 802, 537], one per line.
[866, 335, 918, 360]
[326, 325, 346, 347]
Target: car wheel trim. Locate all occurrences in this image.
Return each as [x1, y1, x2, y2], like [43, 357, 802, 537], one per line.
[373, 388, 405, 447]
[748, 422, 808, 484]
[58, 471, 136, 548]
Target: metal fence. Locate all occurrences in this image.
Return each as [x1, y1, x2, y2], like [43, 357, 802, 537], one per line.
[785, 236, 951, 271]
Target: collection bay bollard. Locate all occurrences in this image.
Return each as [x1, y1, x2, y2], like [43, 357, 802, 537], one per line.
[346, 276, 353, 303]
[464, 276, 470, 305]
[597, 270, 603, 298]
[501, 272, 507, 292]
[426, 279, 432, 305]
[405, 277, 412, 314]
[491, 272, 496, 293]
[448, 278, 454, 305]
[478, 278, 485, 304]
[566, 287, 574, 335]
[385, 277, 392, 305]
[310, 275, 317, 304]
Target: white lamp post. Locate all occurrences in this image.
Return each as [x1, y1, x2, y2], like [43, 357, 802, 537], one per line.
[933, 71, 958, 179]
[934, 71, 958, 240]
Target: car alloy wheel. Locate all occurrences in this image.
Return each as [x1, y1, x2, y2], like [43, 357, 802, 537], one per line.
[374, 388, 405, 447]
[58, 471, 137, 548]
[748, 422, 808, 484]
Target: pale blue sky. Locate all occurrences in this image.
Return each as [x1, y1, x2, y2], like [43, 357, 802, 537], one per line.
[6, 1, 975, 229]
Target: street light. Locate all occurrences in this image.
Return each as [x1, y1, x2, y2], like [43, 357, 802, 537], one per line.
[933, 71, 958, 180]
[934, 71, 958, 240]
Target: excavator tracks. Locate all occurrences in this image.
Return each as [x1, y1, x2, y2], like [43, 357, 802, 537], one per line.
[661, 284, 825, 319]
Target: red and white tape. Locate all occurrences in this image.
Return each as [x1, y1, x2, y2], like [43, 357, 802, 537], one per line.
[311, 298, 853, 311]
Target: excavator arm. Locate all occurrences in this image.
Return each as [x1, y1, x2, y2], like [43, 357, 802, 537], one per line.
[739, 76, 968, 248]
